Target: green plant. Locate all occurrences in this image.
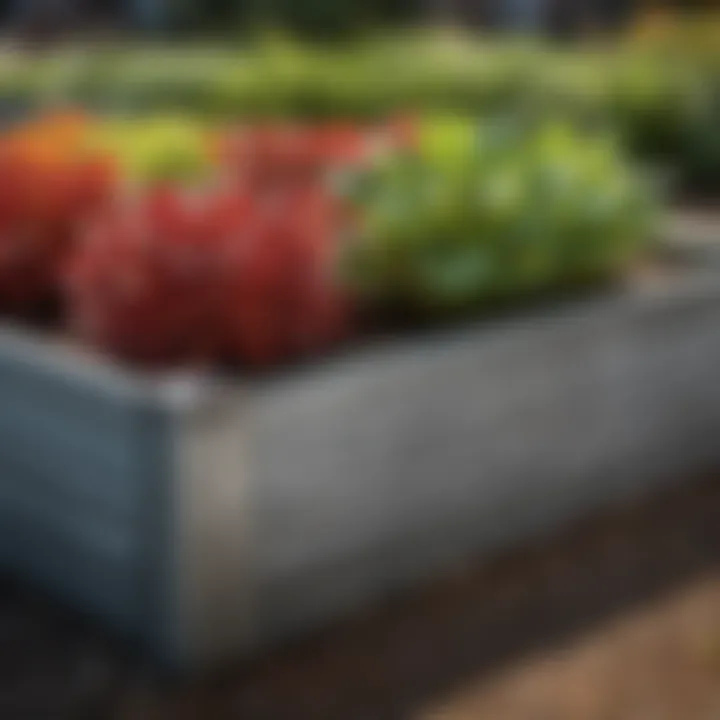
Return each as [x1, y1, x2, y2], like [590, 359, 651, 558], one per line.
[0, 33, 716, 194]
[345, 116, 656, 318]
[89, 115, 213, 184]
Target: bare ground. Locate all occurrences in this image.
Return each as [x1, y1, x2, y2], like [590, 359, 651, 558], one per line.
[3, 472, 720, 720]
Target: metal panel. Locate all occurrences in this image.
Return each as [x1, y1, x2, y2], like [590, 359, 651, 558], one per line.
[240, 271, 720, 645]
[0, 327, 175, 637]
[1, 267, 720, 665]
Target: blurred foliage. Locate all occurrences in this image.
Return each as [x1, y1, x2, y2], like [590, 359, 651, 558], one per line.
[618, 11, 720, 193]
[0, 19, 717, 192]
[88, 115, 214, 184]
[628, 9, 720, 59]
[345, 116, 656, 318]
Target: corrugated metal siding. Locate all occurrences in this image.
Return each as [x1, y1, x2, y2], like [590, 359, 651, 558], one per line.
[0, 340, 169, 637]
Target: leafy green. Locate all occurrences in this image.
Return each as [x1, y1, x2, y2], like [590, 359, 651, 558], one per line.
[345, 117, 656, 318]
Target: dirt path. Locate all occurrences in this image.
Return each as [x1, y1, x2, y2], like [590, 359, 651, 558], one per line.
[422, 578, 720, 720]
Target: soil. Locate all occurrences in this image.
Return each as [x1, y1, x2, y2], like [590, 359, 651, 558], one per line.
[2, 472, 720, 719]
[422, 578, 720, 720]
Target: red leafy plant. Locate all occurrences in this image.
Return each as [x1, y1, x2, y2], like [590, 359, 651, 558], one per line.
[64, 183, 351, 368]
[214, 117, 418, 191]
[0, 119, 116, 315]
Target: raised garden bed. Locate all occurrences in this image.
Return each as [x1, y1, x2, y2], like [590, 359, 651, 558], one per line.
[0, 108, 714, 667]
[2, 257, 720, 666]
